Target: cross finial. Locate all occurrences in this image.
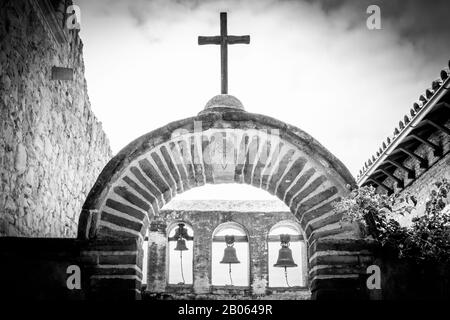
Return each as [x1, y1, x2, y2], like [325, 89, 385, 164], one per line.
[198, 12, 250, 94]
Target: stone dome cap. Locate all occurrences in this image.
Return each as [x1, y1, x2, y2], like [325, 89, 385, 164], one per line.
[199, 94, 245, 114]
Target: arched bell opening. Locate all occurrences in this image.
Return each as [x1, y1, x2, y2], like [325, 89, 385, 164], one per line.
[166, 222, 194, 285]
[267, 220, 308, 288]
[211, 221, 250, 287]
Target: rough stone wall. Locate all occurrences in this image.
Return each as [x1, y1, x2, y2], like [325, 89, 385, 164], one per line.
[144, 201, 311, 300]
[380, 121, 450, 226]
[0, 0, 112, 237]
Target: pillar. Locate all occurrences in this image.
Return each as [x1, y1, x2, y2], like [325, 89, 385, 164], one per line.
[193, 223, 211, 294]
[82, 238, 143, 300]
[146, 220, 167, 292]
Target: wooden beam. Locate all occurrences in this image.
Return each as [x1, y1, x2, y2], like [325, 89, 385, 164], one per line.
[220, 12, 228, 94]
[267, 234, 303, 242]
[410, 134, 443, 157]
[425, 119, 450, 136]
[168, 235, 194, 241]
[398, 147, 428, 168]
[378, 168, 404, 188]
[212, 235, 248, 242]
[367, 178, 394, 195]
[198, 36, 221, 44]
[227, 35, 250, 44]
[385, 159, 415, 179]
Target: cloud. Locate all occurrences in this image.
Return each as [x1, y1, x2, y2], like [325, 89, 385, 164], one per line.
[127, 0, 205, 26]
[309, 0, 450, 61]
[78, 0, 450, 62]
[74, 0, 449, 179]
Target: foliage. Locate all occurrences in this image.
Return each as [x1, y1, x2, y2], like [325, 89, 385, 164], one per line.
[251, 278, 267, 295]
[335, 179, 450, 263]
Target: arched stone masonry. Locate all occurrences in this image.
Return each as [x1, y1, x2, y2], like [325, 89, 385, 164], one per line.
[78, 97, 375, 300]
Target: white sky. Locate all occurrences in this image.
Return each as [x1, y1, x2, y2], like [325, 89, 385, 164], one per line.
[75, 0, 449, 200]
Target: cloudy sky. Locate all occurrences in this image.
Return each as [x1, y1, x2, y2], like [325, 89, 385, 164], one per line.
[74, 0, 450, 200]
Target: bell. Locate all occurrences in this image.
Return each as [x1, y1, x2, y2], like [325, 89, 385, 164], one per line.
[220, 246, 240, 264]
[173, 223, 185, 239]
[274, 247, 297, 268]
[174, 239, 188, 251]
[274, 234, 297, 268]
[220, 235, 240, 264]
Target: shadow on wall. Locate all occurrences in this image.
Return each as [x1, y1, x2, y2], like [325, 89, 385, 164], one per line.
[375, 249, 450, 300]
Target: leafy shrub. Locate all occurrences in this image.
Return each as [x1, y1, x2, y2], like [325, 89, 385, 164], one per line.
[335, 179, 450, 263]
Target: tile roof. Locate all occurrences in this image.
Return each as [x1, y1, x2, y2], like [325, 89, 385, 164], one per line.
[357, 60, 450, 185]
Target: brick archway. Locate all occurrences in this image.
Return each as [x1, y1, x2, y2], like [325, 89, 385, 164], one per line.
[78, 101, 373, 300]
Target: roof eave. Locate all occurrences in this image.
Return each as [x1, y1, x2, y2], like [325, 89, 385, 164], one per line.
[357, 76, 450, 186]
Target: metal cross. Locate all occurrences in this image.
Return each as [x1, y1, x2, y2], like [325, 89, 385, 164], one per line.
[198, 12, 250, 94]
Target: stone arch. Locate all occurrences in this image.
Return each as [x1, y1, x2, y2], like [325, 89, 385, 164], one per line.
[268, 219, 303, 237]
[212, 221, 249, 238]
[78, 100, 371, 299]
[166, 220, 194, 235]
[79, 112, 355, 241]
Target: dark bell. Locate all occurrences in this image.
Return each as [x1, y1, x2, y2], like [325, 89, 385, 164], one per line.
[220, 246, 240, 264]
[274, 246, 297, 268]
[274, 234, 297, 268]
[174, 223, 189, 239]
[174, 239, 188, 251]
[220, 235, 240, 264]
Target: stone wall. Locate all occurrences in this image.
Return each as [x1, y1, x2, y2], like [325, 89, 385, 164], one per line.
[379, 121, 450, 226]
[0, 0, 112, 237]
[143, 200, 311, 300]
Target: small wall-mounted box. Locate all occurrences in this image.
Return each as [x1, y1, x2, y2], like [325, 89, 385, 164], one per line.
[51, 66, 73, 80]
